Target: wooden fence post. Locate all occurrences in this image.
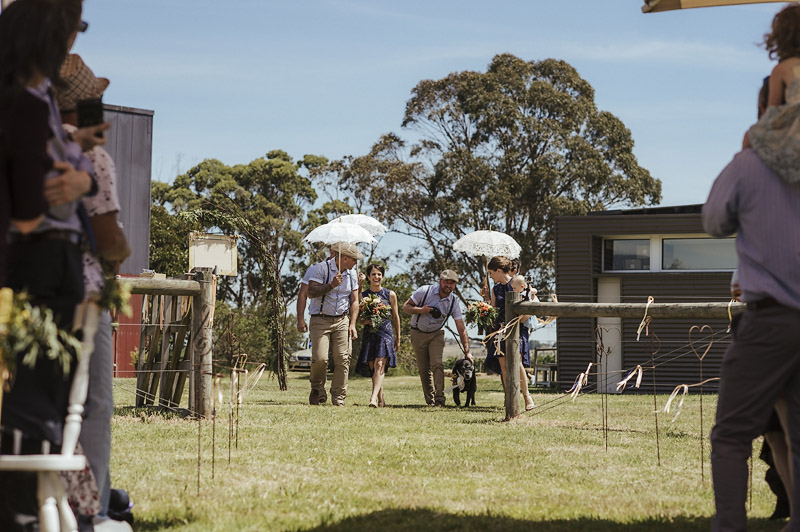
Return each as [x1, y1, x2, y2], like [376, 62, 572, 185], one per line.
[504, 290, 521, 420]
[191, 267, 215, 418]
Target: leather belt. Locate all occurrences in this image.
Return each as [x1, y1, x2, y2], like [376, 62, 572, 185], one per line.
[9, 229, 83, 247]
[746, 297, 786, 311]
[311, 313, 347, 319]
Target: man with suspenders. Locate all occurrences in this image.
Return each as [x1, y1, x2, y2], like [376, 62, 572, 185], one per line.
[403, 270, 472, 406]
[303, 243, 362, 406]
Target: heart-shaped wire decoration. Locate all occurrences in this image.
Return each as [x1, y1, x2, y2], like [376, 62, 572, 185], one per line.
[689, 325, 714, 362]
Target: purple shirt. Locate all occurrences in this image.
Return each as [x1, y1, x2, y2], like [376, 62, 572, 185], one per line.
[703, 148, 800, 310]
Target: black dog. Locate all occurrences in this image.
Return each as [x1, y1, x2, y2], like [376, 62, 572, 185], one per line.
[452, 358, 476, 407]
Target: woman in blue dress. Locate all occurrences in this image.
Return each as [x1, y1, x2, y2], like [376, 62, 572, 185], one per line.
[483, 256, 535, 411]
[356, 264, 400, 408]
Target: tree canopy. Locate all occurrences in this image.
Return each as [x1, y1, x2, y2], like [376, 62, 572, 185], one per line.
[333, 54, 661, 291]
[151, 150, 322, 307]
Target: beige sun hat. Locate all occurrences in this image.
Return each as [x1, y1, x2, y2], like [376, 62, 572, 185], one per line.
[337, 243, 364, 260]
[440, 269, 459, 282]
[55, 54, 110, 111]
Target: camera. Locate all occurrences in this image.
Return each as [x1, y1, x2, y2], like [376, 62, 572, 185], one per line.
[429, 307, 442, 319]
[77, 97, 104, 138]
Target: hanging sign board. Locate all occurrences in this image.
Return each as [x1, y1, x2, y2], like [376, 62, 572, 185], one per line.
[188, 232, 238, 276]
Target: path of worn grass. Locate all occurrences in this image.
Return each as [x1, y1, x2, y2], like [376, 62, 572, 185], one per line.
[110, 373, 780, 531]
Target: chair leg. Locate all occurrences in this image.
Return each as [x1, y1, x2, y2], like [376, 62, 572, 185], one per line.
[57, 474, 78, 532]
[37, 472, 60, 532]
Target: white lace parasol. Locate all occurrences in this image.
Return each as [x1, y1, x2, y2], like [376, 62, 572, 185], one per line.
[304, 222, 377, 246]
[452, 230, 521, 259]
[329, 214, 388, 236]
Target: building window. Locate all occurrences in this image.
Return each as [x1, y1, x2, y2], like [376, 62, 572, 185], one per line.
[603, 239, 650, 271]
[662, 238, 737, 270]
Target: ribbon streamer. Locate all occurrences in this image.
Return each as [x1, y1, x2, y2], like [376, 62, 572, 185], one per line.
[664, 384, 689, 422]
[727, 299, 735, 333]
[615, 365, 643, 392]
[636, 296, 654, 341]
[567, 363, 593, 402]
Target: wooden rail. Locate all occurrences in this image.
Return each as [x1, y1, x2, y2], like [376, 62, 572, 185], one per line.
[511, 301, 745, 319]
[124, 277, 202, 296]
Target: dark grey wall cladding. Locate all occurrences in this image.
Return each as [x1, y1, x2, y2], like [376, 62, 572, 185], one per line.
[102, 104, 153, 275]
[555, 210, 733, 393]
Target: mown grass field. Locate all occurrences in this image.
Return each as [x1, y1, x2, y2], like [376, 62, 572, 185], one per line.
[110, 372, 781, 531]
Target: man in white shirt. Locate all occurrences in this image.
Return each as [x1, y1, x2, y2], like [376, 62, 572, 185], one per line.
[302, 243, 361, 406]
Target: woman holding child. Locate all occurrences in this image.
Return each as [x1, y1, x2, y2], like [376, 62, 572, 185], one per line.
[355, 264, 401, 408]
[483, 256, 535, 411]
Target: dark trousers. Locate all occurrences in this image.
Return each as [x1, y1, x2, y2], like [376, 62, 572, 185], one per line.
[711, 306, 800, 531]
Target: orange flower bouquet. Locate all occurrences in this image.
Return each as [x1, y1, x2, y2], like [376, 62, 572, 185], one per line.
[359, 293, 391, 329]
[465, 300, 498, 330]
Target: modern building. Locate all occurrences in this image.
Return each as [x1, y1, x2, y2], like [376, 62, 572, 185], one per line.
[555, 205, 736, 393]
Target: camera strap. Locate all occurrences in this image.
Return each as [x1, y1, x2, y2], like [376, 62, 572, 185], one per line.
[412, 285, 455, 332]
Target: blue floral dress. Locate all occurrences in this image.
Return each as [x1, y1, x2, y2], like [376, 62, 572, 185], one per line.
[484, 282, 531, 375]
[355, 287, 397, 377]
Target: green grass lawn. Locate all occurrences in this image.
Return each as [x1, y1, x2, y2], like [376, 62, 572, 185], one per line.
[110, 373, 781, 531]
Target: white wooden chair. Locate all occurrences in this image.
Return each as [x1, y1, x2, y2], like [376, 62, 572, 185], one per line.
[0, 301, 99, 532]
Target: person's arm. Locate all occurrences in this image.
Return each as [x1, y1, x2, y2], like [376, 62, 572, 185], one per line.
[296, 283, 308, 332]
[455, 318, 472, 361]
[702, 152, 745, 237]
[349, 288, 359, 340]
[768, 62, 788, 107]
[308, 272, 342, 298]
[70, 123, 110, 152]
[43, 161, 93, 206]
[91, 211, 130, 263]
[402, 297, 432, 315]
[389, 290, 401, 350]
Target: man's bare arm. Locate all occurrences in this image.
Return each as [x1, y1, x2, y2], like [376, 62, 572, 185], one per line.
[307, 280, 331, 298]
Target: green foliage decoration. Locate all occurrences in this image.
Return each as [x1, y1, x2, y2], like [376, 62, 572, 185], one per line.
[0, 289, 80, 377]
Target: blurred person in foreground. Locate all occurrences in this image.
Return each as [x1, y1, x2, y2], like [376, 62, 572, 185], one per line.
[0, 0, 105, 529]
[55, 53, 130, 530]
[703, 89, 800, 530]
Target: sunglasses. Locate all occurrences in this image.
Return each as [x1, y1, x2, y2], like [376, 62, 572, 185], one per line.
[79, 20, 88, 33]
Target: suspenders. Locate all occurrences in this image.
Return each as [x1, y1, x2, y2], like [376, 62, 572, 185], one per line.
[412, 285, 455, 332]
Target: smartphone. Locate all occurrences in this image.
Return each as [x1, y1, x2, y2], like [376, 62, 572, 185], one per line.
[76, 97, 104, 137]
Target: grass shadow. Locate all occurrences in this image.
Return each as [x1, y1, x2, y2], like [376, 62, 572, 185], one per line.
[297, 507, 780, 532]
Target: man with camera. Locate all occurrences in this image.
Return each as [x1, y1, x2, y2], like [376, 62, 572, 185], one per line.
[403, 270, 471, 407]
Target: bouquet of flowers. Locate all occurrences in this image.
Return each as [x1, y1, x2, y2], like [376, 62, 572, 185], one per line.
[359, 293, 391, 329]
[0, 288, 80, 376]
[465, 300, 498, 331]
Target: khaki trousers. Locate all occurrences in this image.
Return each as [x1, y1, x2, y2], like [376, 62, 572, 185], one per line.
[410, 329, 446, 406]
[309, 315, 350, 405]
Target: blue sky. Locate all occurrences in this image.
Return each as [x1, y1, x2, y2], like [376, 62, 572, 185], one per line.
[71, 1, 786, 343]
[75, 0, 780, 204]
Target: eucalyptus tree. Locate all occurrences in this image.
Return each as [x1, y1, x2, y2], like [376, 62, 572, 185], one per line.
[334, 54, 661, 291]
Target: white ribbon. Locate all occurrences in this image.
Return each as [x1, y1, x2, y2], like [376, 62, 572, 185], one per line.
[663, 384, 689, 422]
[615, 365, 643, 392]
[636, 296, 654, 341]
[566, 363, 592, 402]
